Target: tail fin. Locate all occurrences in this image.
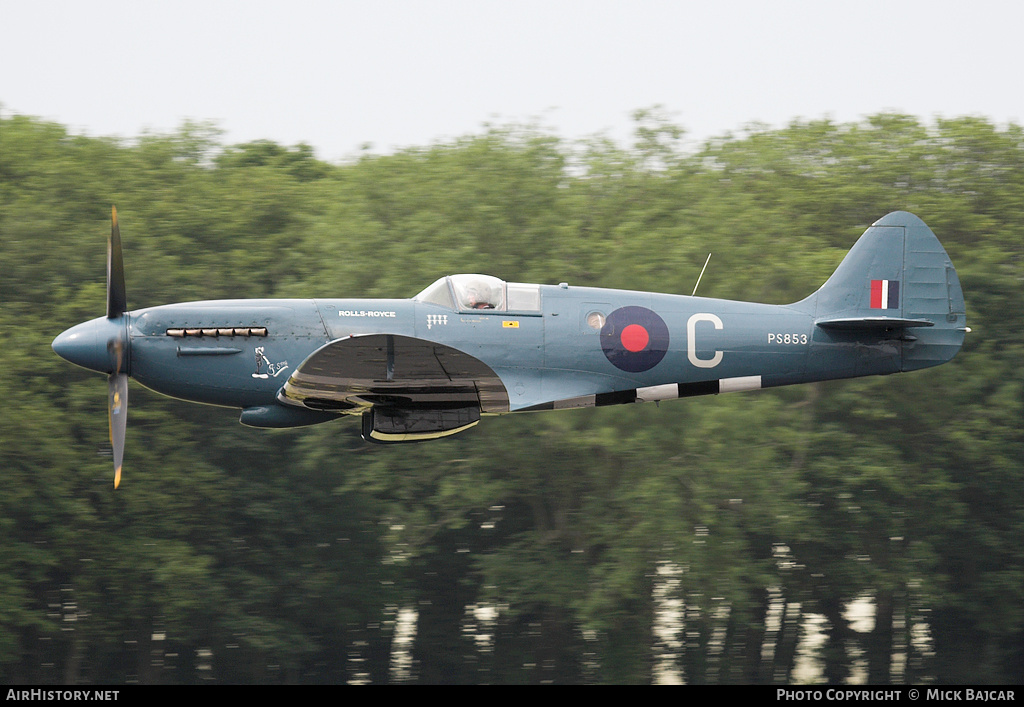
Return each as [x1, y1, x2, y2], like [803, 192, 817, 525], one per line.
[802, 212, 967, 372]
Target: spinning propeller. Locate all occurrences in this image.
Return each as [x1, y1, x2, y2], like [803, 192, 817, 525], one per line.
[106, 207, 128, 488]
[52, 207, 130, 488]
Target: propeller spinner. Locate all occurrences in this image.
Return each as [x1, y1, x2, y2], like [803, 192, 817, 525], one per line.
[52, 207, 130, 488]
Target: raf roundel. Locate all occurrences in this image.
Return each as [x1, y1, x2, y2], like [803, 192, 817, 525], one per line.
[600, 306, 670, 373]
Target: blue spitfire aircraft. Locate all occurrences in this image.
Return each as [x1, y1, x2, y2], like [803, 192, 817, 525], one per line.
[53, 209, 967, 487]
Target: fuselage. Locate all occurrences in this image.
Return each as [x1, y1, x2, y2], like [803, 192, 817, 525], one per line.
[57, 282, 902, 419]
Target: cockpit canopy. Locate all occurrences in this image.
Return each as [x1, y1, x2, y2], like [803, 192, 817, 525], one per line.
[415, 274, 541, 312]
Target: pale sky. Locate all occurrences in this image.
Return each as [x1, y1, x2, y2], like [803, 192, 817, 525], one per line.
[2, 0, 1022, 161]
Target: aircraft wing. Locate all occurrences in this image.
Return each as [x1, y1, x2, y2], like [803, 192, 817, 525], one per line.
[278, 334, 509, 442]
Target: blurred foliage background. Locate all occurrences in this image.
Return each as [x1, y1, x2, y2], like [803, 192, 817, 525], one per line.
[0, 110, 1021, 684]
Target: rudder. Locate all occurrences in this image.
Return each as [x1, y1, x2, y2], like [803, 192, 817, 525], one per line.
[897, 212, 967, 370]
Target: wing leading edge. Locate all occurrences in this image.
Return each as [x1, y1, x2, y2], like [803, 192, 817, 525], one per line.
[278, 334, 509, 442]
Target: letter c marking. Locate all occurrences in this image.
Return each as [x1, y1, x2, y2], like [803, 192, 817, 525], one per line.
[687, 313, 723, 368]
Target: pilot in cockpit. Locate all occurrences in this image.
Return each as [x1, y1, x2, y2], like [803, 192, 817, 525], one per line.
[463, 281, 498, 309]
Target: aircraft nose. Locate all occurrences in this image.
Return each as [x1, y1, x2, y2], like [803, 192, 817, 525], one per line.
[52, 317, 126, 374]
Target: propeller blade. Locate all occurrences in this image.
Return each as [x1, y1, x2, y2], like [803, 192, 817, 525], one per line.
[107, 206, 127, 318]
[106, 208, 129, 487]
[108, 372, 128, 488]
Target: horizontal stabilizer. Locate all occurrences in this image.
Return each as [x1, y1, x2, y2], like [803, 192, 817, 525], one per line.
[816, 316, 934, 330]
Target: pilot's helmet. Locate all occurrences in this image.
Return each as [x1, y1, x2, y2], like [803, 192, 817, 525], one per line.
[465, 279, 497, 308]
[465, 282, 486, 305]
